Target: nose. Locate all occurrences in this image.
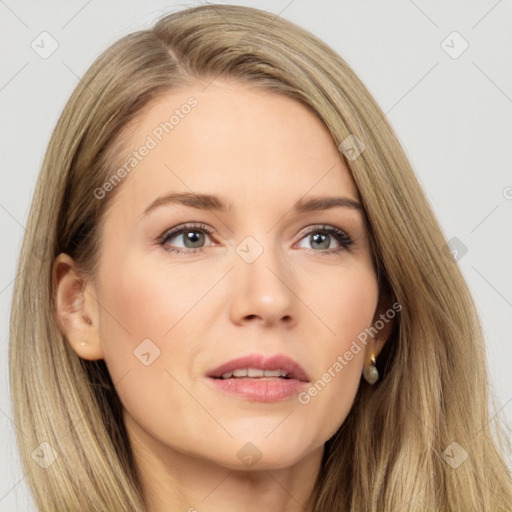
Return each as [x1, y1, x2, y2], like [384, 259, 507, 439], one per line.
[228, 239, 297, 328]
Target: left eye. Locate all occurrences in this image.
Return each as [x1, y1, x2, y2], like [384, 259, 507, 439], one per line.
[295, 225, 353, 254]
[158, 223, 353, 255]
[158, 223, 214, 254]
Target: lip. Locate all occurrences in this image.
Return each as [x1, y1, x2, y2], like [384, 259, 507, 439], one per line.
[206, 353, 310, 403]
[208, 353, 310, 381]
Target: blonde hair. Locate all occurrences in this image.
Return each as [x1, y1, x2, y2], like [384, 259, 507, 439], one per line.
[9, 4, 512, 511]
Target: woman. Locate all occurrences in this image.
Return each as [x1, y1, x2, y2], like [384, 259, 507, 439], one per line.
[9, 4, 512, 511]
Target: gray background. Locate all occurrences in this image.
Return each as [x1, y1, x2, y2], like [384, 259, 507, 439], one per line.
[1, 1, 511, 509]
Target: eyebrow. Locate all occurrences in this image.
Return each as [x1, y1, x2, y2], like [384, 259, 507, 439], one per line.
[141, 192, 363, 217]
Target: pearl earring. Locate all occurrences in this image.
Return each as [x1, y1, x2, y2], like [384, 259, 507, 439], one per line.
[363, 354, 379, 384]
[80, 340, 87, 346]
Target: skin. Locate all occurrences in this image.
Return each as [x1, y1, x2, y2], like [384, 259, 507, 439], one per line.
[53, 80, 393, 512]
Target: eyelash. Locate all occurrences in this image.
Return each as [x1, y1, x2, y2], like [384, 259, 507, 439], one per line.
[157, 222, 354, 256]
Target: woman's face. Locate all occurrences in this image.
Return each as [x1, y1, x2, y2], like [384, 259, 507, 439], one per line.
[69, 80, 390, 470]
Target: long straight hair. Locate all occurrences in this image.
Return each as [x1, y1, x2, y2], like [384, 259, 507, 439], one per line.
[9, 4, 512, 511]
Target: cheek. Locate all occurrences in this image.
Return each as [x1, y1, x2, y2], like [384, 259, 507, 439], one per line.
[300, 267, 378, 433]
[315, 263, 378, 342]
[96, 251, 209, 348]
[94, 255, 204, 434]
[94, 251, 218, 397]
[331, 268, 378, 370]
[94, 254, 179, 380]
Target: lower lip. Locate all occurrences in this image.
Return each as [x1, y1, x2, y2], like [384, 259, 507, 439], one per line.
[207, 377, 307, 402]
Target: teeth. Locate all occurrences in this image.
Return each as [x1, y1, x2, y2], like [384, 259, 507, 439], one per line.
[219, 368, 289, 379]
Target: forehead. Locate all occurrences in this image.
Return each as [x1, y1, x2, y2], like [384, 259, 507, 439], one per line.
[104, 80, 359, 218]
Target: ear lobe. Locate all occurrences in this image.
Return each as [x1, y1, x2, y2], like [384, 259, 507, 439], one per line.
[52, 253, 104, 361]
[364, 294, 396, 365]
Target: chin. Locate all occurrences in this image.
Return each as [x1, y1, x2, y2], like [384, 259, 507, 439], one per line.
[206, 434, 320, 472]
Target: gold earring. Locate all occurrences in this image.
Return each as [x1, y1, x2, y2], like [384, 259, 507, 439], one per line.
[363, 354, 379, 384]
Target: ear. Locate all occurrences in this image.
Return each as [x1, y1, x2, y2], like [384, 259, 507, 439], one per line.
[52, 253, 104, 360]
[364, 292, 396, 366]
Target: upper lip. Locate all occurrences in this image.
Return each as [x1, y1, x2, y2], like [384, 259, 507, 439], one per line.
[207, 353, 310, 382]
